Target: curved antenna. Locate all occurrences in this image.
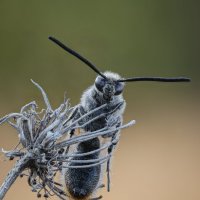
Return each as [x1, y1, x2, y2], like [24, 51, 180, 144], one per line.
[49, 36, 107, 79]
[118, 77, 191, 82]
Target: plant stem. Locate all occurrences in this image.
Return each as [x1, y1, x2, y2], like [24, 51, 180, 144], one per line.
[0, 153, 31, 200]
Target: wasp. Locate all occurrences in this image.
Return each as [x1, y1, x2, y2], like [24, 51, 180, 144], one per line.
[49, 36, 190, 200]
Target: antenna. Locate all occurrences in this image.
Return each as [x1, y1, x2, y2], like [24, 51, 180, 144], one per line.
[118, 77, 191, 82]
[49, 36, 191, 83]
[49, 36, 107, 79]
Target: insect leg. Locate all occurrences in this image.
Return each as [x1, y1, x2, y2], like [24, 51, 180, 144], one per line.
[106, 125, 120, 192]
[106, 140, 118, 192]
[63, 104, 87, 140]
[63, 106, 80, 154]
[107, 101, 125, 115]
[63, 104, 80, 126]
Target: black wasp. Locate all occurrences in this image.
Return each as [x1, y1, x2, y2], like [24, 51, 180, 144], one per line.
[49, 36, 190, 200]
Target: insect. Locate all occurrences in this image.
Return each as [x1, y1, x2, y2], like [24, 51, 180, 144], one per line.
[49, 36, 190, 200]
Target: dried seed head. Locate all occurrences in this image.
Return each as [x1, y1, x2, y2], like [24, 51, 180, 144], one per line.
[0, 80, 134, 200]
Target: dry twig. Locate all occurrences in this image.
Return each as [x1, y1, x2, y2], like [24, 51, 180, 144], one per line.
[0, 81, 135, 200]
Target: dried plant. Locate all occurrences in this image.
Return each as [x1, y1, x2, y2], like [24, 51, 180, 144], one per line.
[0, 80, 134, 200]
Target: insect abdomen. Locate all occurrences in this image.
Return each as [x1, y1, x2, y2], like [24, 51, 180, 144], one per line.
[65, 138, 101, 199]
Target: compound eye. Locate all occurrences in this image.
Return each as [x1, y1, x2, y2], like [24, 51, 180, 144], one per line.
[95, 76, 106, 92]
[115, 82, 124, 95]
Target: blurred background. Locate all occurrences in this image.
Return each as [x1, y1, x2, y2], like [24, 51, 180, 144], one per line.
[0, 0, 199, 199]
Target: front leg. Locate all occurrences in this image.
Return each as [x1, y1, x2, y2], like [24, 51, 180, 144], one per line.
[64, 104, 84, 153]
